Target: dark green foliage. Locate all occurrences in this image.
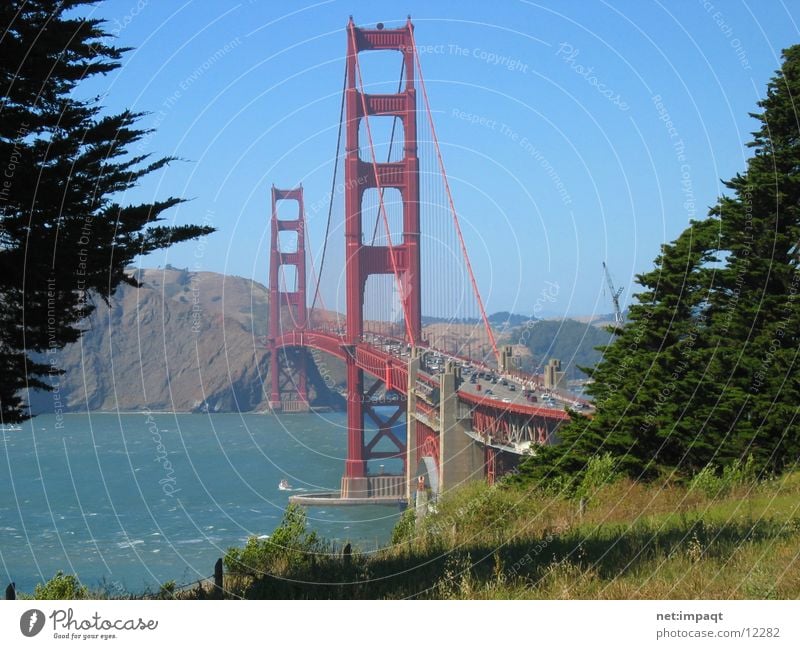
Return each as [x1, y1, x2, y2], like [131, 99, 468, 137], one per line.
[224, 504, 327, 578]
[33, 571, 89, 600]
[390, 507, 416, 546]
[0, 1, 214, 423]
[518, 45, 800, 487]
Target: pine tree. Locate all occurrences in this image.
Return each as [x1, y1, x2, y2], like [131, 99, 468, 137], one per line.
[698, 44, 800, 472]
[0, 1, 214, 422]
[518, 45, 800, 486]
[515, 219, 717, 487]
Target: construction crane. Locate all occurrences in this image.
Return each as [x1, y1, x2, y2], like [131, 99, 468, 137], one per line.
[602, 262, 624, 324]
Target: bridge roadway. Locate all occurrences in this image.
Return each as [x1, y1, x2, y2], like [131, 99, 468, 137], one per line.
[274, 329, 571, 422]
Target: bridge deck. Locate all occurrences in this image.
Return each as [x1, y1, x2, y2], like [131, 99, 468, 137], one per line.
[275, 329, 572, 421]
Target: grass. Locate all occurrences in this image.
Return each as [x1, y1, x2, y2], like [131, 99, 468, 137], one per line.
[218, 470, 800, 599]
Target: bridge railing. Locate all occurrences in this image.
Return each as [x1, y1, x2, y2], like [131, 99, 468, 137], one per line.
[367, 475, 405, 498]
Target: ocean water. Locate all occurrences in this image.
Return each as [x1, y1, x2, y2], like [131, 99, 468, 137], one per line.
[0, 412, 403, 594]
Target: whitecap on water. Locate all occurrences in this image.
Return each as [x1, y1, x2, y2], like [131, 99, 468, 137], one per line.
[117, 539, 144, 549]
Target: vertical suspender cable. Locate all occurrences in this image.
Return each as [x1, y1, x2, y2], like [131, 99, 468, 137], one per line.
[410, 29, 500, 365]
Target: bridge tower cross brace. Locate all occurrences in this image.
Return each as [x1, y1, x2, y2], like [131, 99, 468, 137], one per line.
[342, 18, 421, 491]
[268, 186, 309, 412]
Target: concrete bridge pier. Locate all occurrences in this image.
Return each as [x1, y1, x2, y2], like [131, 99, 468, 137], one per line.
[405, 349, 420, 503]
[438, 362, 484, 494]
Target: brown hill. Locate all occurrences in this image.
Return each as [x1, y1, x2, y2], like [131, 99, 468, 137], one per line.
[29, 268, 342, 414]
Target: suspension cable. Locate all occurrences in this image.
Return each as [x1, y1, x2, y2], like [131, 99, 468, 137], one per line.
[310, 59, 347, 314]
[278, 262, 304, 330]
[305, 224, 328, 316]
[409, 29, 500, 364]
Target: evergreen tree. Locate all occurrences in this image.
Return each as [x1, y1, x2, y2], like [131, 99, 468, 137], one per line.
[515, 220, 717, 487]
[0, 1, 214, 422]
[518, 45, 800, 486]
[698, 44, 800, 472]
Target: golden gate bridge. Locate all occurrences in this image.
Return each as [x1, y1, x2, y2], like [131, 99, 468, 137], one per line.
[266, 18, 581, 505]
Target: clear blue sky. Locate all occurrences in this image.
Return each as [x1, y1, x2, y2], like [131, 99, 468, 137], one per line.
[79, 0, 799, 318]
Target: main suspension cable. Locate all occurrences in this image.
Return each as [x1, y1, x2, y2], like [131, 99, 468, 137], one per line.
[310, 59, 347, 314]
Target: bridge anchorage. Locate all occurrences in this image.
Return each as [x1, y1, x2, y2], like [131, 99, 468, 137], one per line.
[267, 18, 574, 507]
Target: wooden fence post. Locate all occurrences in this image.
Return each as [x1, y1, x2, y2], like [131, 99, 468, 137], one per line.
[343, 542, 352, 568]
[213, 558, 223, 599]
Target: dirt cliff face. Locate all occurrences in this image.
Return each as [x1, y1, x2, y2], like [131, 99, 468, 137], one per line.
[30, 268, 280, 414]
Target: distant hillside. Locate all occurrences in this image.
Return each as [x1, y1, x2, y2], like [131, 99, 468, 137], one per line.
[421, 312, 531, 328]
[25, 268, 615, 413]
[512, 318, 614, 379]
[487, 311, 532, 328]
[422, 316, 479, 325]
[28, 268, 344, 415]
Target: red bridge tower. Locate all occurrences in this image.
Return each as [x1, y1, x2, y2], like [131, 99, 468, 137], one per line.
[267, 186, 309, 412]
[342, 18, 421, 496]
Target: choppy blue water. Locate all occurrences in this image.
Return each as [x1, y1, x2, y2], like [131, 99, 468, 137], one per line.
[0, 413, 403, 594]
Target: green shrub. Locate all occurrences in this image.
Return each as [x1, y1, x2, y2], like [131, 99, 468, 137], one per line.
[157, 580, 176, 599]
[34, 571, 89, 600]
[576, 452, 620, 502]
[690, 456, 758, 498]
[224, 503, 326, 577]
[690, 464, 721, 498]
[390, 507, 416, 546]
